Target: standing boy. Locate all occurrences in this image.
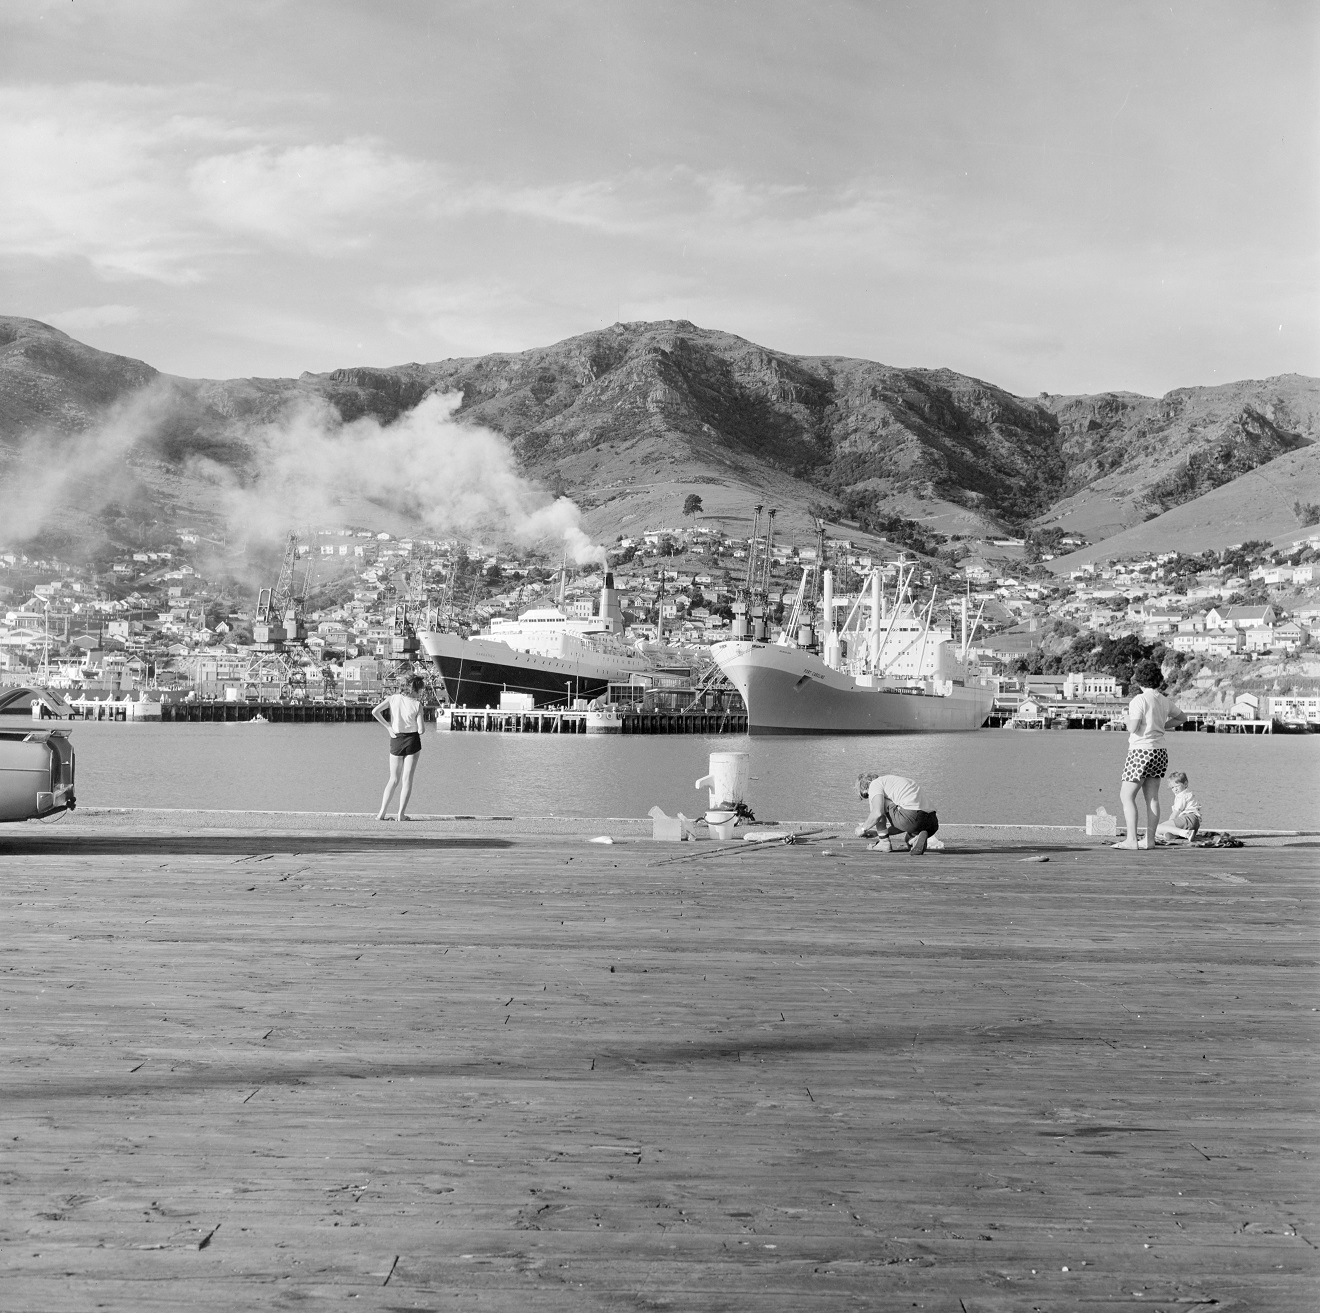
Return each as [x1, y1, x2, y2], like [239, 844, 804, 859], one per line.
[372, 675, 427, 822]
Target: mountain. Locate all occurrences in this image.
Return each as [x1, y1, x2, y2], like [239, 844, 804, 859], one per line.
[1, 314, 1317, 556]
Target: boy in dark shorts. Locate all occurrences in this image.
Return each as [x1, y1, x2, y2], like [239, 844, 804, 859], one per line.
[371, 675, 427, 821]
[855, 772, 940, 855]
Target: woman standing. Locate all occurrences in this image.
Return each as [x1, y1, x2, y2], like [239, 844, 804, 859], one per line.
[372, 675, 427, 821]
[1113, 658, 1185, 850]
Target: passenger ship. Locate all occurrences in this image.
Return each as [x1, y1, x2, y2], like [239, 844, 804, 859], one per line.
[420, 574, 653, 707]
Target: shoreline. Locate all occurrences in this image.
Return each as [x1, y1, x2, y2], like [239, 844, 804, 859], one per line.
[13, 805, 1312, 845]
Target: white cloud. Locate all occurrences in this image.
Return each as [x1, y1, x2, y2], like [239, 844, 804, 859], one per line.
[458, 167, 928, 269]
[188, 140, 432, 254]
[383, 280, 562, 357]
[0, 84, 436, 279]
[44, 303, 143, 334]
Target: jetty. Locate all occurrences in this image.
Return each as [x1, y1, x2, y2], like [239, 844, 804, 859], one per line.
[2, 812, 1316, 1310]
[439, 707, 749, 734]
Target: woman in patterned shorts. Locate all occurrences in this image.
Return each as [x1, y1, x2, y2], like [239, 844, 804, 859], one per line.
[1113, 658, 1185, 851]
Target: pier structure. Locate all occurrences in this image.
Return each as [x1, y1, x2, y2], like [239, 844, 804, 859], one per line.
[984, 698, 1288, 732]
[438, 707, 750, 734]
[159, 701, 379, 723]
[2, 811, 1315, 1309]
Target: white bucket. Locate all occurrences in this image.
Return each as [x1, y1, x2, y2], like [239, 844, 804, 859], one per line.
[695, 751, 749, 811]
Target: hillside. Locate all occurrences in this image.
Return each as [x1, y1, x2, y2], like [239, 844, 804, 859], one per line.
[1049, 443, 1320, 569]
[1, 314, 1317, 556]
[1034, 377, 1320, 541]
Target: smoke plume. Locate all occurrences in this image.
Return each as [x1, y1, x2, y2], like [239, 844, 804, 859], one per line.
[1, 387, 606, 564]
[196, 390, 604, 563]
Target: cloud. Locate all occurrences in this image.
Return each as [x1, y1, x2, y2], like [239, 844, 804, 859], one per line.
[44, 303, 143, 334]
[382, 280, 565, 357]
[0, 83, 435, 279]
[457, 167, 929, 268]
[188, 140, 432, 254]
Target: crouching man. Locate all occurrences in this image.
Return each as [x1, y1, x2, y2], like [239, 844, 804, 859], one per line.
[855, 772, 940, 855]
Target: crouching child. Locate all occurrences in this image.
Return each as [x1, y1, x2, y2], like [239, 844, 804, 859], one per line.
[855, 772, 940, 855]
[1156, 770, 1202, 841]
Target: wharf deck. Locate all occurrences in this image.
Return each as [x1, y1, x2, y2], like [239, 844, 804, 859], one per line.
[2, 817, 1317, 1311]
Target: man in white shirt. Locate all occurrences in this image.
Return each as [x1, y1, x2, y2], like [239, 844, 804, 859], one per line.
[855, 773, 940, 855]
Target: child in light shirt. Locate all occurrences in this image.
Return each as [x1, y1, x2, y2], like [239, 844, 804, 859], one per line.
[1156, 771, 1202, 841]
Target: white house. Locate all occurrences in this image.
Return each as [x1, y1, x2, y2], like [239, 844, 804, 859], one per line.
[1063, 671, 1120, 700]
[1269, 694, 1320, 724]
[1207, 604, 1278, 630]
[1171, 629, 1245, 656]
[1260, 566, 1294, 585]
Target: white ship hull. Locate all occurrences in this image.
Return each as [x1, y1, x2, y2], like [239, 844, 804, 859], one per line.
[712, 640, 994, 735]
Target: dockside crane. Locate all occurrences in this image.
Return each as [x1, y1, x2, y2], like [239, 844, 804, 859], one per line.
[383, 552, 446, 704]
[248, 531, 315, 700]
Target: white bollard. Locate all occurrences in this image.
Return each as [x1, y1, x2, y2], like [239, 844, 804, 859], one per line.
[695, 751, 750, 814]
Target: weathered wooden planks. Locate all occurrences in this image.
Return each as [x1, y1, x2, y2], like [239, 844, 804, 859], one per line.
[1, 829, 1317, 1311]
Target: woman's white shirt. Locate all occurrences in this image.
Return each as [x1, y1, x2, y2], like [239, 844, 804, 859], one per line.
[1127, 688, 1170, 749]
[387, 693, 425, 735]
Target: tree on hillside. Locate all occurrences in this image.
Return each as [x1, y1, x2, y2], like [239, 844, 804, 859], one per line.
[683, 494, 703, 520]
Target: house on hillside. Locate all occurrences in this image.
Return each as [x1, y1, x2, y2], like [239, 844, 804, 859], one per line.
[1206, 604, 1278, 630]
[1245, 621, 1304, 654]
[1171, 629, 1245, 656]
[1063, 671, 1121, 700]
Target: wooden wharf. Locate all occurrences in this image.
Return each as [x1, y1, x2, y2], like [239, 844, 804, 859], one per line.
[44, 703, 750, 733]
[440, 708, 750, 734]
[159, 701, 379, 724]
[984, 703, 1275, 733]
[2, 815, 1317, 1311]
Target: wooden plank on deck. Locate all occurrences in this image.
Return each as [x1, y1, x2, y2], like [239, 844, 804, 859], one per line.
[1, 829, 1317, 1310]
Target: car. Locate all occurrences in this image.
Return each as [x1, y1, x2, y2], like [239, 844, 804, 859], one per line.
[0, 728, 76, 821]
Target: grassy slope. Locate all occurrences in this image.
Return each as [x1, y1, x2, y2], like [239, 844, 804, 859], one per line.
[1049, 443, 1320, 569]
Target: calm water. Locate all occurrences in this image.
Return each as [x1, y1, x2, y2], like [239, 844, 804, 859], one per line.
[60, 722, 1320, 830]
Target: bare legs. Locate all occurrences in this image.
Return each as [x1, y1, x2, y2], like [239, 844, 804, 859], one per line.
[1141, 777, 1161, 846]
[1114, 777, 1162, 849]
[395, 753, 419, 821]
[377, 752, 420, 821]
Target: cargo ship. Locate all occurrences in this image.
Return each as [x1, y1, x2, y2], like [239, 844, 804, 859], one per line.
[419, 573, 654, 707]
[712, 562, 995, 735]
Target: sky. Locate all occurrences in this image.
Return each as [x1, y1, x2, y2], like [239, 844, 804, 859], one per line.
[1, 0, 1316, 397]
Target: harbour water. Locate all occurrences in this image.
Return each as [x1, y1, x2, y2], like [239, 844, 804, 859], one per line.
[58, 721, 1320, 830]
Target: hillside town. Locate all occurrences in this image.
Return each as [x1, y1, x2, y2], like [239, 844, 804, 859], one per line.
[3, 515, 1318, 728]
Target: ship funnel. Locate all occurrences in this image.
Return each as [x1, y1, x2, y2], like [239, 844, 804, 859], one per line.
[598, 572, 623, 634]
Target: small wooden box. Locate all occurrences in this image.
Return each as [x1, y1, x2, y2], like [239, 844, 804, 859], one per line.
[648, 806, 685, 841]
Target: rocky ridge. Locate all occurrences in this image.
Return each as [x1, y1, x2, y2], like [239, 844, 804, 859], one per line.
[2, 314, 1317, 554]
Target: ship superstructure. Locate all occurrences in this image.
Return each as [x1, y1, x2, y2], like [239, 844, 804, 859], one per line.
[713, 559, 995, 734]
[420, 572, 654, 707]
